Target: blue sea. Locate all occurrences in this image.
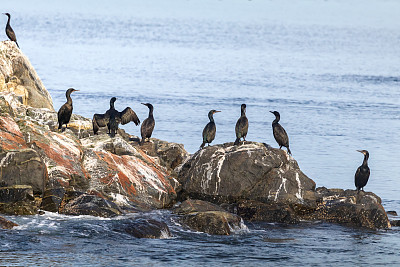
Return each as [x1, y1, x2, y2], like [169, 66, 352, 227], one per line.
[1, 0, 400, 265]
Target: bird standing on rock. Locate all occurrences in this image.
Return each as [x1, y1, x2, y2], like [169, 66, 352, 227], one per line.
[200, 110, 220, 149]
[58, 88, 79, 131]
[140, 103, 155, 145]
[270, 111, 291, 155]
[3, 13, 19, 48]
[92, 97, 140, 137]
[355, 150, 370, 192]
[234, 104, 248, 146]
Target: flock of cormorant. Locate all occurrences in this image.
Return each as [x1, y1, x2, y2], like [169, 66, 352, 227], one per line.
[3, 13, 371, 192]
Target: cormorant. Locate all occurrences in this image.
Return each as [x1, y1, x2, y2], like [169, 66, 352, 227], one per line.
[355, 150, 370, 192]
[234, 104, 248, 145]
[3, 13, 19, 48]
[270, 111, 291, 155]
[92, 97, 140, 137]
[58, 88, 79, 131]
[140, 103, 155, 145]
[200, 109, 220, 149]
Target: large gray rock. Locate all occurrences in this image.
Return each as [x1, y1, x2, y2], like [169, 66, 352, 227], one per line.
[304, 187, 391, 229]
[120, 218, 172, 239]
[0, 149, 47, 194]
[174, 199, 246, 235]
[62, 194, 123, 217]
[0, 41, 53, 110]
[0, 185, 38, 215]
[178, 142, 316, 207]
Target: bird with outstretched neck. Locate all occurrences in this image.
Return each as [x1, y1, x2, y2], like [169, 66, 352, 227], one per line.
[200, 110, 220, 149]
[3, 13, 19, 48]
[234, 104, 248, 146]
[355, 150, 370, 192]
[140, 103, 155, 145]
[58, 88, 79, 131]
[270, 111, 291, 155]
[92, 97, 140, 137]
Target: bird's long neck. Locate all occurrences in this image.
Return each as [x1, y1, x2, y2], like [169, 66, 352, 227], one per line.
[66, 91, 73, 104]
[208, 113, 214, 123]
[272, 115, 280, 125]
[148, 107, 154, 118]
[362, 154, 369, 167]
[110, 101, 115, 110]
[241, 107, 246, 117]
[6, 15, 10, 26]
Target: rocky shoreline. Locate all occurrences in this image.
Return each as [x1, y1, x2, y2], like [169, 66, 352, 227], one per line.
[0, 41, 394, 235]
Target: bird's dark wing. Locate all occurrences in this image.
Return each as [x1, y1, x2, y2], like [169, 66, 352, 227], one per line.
[58, 103, 72, 124]
[120, 107, 140, 126]
[235, 116, 249, 139]
[141, 117, 155, 139]
[203, 122, 216, 143]
[273, 124, 289, 147]
[6, 27, 17, 42]
[93, 113, 109, 127]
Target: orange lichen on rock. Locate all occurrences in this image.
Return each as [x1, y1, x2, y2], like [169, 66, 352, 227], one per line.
[0, 116, 28, 150]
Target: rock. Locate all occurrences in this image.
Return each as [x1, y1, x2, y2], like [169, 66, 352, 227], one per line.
[0, 216, 18, 229]
[40, 188, 66, 212]
[120, 218, 172, 239]
[135, 138, 190, 174]
[182, 211, 242, 235]
[224, 200, 300, 224]
[62, 194, 122, 217]
[0, 41, 54, 110]
[390, 220, 400, 227]
[0, 185, 38, 215]
[16, 118, 89, 191]
[175, 199, 245, 235]
[173, 199, 226, 215]
[304, 187, 391, 229]
[0, 149, 47, 194]
[387, 211, 397, 216]
[178, 142, 316, 207]
[81, 134, 178, 210]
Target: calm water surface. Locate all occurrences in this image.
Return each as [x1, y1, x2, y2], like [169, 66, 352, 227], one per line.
[1, 0, 400, 265]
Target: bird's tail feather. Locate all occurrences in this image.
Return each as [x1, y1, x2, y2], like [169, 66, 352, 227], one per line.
[287, 147, 292, 155]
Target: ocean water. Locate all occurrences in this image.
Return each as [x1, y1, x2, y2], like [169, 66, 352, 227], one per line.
[1, 0, 400, 265]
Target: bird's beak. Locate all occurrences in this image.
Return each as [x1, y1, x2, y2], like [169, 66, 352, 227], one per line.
[215, 110, 221, 113]
[269, 111, 274, 114]
[356, 150, 363, 154]
[73, 89, 79, 92]
[141, 103, 146, 105]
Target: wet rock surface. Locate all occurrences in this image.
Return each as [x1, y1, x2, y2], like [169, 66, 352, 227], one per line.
[0, 216, 18, 229]
[303, 187, 391, 229]
[62, 194, 123, 218]
[120, 218, 172, 239]
[0, 185, 38, 215]
[175, 199, 245, 235]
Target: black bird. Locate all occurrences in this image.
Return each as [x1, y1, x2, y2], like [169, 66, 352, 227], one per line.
[58, 88, 79, 131]
[3, 13, 19, 48]
[92, 97, 140, 137]
[200, 110, 221, 149]
[355, 150, 370, 192]
[270, 111, 291, 155]
[140, 103, 155, 145]
[234, 104, 248, 146]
